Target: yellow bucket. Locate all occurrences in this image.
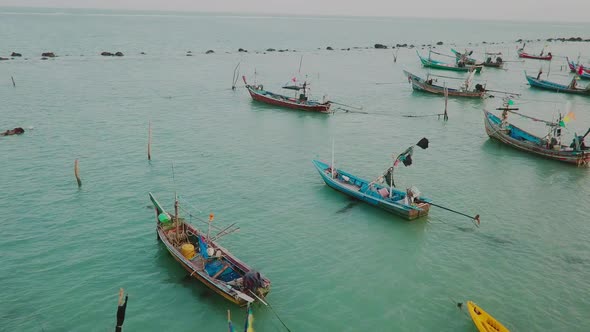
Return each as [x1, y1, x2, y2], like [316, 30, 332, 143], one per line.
[180, 243, 196, 260]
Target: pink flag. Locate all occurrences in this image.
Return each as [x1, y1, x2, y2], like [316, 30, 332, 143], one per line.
[578, 65, 584, 75]
[393, 159, 400, 167]
[292, 77, 297, 82]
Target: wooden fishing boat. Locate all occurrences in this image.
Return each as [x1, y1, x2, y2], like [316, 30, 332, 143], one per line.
[481, 53, 504, 68]
[403, 70, 486, 98]
[483, 109, 590, 166]
[312, 159, 431, 220]
[525, 73, 590, 95]
[467, 301, 510, 332]
[450, 48, 477, 65]
[243, 76, 330, 113]
[566, 57, 590, 73]
[517, 49, 552, 60]
[149, 193, 271, 306]
[417, 51, 482, 73]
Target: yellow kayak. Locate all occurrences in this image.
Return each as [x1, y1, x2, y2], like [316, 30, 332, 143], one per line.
[467, 301, 510, 332]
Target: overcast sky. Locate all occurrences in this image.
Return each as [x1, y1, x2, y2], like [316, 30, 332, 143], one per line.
[1, 0, 589, 22]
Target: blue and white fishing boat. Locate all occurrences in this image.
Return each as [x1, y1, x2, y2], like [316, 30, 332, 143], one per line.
[312, 160, 431, 220]
[525, 72, 590, 96]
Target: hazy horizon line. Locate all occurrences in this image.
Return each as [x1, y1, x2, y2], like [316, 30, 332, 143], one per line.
[1, 5, 590, 25]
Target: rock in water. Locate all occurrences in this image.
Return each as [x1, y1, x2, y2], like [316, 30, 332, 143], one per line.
[11, 52, 22, 57]
[41, 52, 56, 57]
[326, 46, 334, 50]
[374, 43, 388, 49]
[436, 41, 443, 45]
[205, 50, 214, 54]
[101, 51, 113, 56]
[115, 51, 124, 56]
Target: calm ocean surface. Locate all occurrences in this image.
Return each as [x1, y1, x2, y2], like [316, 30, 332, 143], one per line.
[1, 7, 589, 331]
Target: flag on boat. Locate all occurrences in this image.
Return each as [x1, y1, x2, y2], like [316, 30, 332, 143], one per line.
[394, 138, 429, 167]
[560, 111, 576, 127]
[292, 77, 297, 82]
[416, 137, 429, 149]
[244, 305, 254, 332]
[578, 65, 584, 76]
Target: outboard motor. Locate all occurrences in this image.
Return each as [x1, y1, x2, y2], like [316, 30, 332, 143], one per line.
[496, 57, 503, 63]
[243, 270, 264, 292]
[475, 84, 485, 92]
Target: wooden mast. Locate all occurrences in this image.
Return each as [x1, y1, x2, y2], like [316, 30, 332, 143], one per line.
[174, 194, 180, 245]
[331, 138, 335, 179]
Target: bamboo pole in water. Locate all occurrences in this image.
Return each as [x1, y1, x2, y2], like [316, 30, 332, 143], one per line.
[147, 121, 151, 161]
[74, 159, 82, 187]
[11, 76, 15, 87]
[444, 84, 449, 121]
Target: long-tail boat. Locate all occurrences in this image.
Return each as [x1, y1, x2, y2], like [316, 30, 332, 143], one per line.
[482, 52, 504, 68]
[312, 160, 431, 220]
[517, 48, 552, 60]
[417, 51, 482, 73]
[451, 48, 477, 65]
[243, 76, 331, 113]
[566, 57, 590, 74]
[149, 193, 271, 306]
[312, 138, 436, 220]
[483, 103, 590, 166]
[525, 72, 590, 95]
[403, 70, 486, 98]
[314, 139, 482, 223]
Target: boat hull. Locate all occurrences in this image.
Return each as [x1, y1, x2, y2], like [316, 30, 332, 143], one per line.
[483, 110, 590, 166]
[518, 51, 552, 60]
[525, 74, 590, 96]
[482, 61, 503, 68]
[150, 193, 271, 306]
[467, 301, 510, 332]
[157, 228, 245, 305]
[403, 70, 485, 98]
[417, 51, 482, 73]
[246, 85, 331, 113]
[312, 160, 430, 220]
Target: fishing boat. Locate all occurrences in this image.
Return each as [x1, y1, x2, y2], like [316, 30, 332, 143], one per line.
[417, 51, 482, 73]
[483, 104, 590, 166]
[312, 160, 431, 220]
[149, 193, 271, 306]
[243, 76, 330, 113]
[482, 52, 504, 68]
[565, 57, 590, 79]
[450, 48, 477, 65]
[403, 70, 486, 98]
[467, 301, 510, 332]
[525, 72, 590, 95]
[566, 57, 590, 74]
[314, 139, 482, 223]
[517, 48, 552, 60]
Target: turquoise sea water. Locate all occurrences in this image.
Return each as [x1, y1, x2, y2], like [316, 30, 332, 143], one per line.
[1, 7, 590, 331]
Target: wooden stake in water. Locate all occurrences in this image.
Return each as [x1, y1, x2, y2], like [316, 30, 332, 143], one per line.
[443, 83, 449, 121]
[74, 159, 82, 187]
[147, 121, 152, 161]
[11, 76, 15, 87]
